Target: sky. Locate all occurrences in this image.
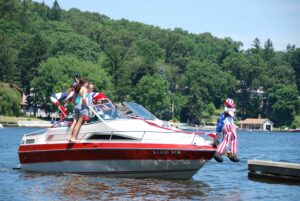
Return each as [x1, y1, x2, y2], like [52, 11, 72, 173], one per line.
[34, 0, 300, 50]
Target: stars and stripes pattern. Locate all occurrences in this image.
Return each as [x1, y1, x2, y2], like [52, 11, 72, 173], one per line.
[224, 98, 236, 108]
[216, 117, 237, 155]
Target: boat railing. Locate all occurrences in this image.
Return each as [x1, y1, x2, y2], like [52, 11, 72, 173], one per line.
[24, 128, 47, 136]
[41, 130, 213, 144]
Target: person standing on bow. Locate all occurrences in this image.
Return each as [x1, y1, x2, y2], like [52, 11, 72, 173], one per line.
[213, 98, 240, 163]
[68, 78, 89, 142]
[50, 74, 81, 120]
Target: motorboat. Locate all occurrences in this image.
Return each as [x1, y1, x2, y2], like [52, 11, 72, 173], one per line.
[18, 102, 216, 179]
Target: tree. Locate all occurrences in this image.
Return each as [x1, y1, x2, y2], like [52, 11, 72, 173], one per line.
[287, 48, 300, 93]
[33, 1, 50, 21]
[18, 33, 49, 94]
[184, 60, 236, 107]
[31, 55, 114, 115]
[0, 0, 19, 19]
[222, 53, 267, 117]
[180, 60, 236, 123]
[131, 75, 171, 118]
[49, 32, 100, 61]
[50, 0, 61, 21]
[0, 34, 18, 84]
[19, 0, 30, 32]
[128, 39, 164, 85]
[91, 27, 134, 100]
[267, 85, 299, 127]
[263, 38, 274, 62]
[163, 33, 194, 72]
[251, 37, 261, 54]
[1, 0, 299, 127]
[0, 83, 21, 116]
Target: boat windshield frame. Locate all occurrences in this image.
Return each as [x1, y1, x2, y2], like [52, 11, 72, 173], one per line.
[123, 102, 158, 120]
[89, 102, 125, 122]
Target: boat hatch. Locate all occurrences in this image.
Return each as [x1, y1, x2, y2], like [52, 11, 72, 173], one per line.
[123, 102, 158, 120]
[87, 134, 137, 141]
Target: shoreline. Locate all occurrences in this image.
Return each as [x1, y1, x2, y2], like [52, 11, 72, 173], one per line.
[0, 118, 52, 128]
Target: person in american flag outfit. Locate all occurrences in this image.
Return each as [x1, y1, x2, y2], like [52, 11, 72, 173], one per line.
[213, 98, 240, 163]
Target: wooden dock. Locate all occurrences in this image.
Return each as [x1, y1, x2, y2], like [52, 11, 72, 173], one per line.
[248, 160, 300, 183]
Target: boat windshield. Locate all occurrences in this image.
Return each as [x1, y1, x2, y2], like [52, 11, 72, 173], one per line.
[123, 102, 158, 120]
[91, 102, 122, 120]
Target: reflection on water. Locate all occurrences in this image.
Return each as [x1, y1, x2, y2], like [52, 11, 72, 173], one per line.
[19, 172, 211, 200]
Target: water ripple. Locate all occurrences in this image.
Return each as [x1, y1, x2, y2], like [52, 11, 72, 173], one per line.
[1, 128, 300, 200]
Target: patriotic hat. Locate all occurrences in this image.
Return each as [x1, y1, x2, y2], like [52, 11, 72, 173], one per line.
[224, 98, 236, 108]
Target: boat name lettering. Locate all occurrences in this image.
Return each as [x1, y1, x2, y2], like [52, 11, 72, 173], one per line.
[153, 150, 181, 155]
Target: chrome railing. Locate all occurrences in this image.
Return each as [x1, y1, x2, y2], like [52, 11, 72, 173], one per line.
[40, 130, 213, 145]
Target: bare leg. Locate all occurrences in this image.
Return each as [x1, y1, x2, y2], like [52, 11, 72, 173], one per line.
[67, 118, 77, 141]
[71, 116, 84, 141]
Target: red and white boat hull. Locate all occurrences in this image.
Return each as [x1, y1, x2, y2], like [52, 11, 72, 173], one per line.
[18, 143, 215, 179]
[20, 160, 207, 179]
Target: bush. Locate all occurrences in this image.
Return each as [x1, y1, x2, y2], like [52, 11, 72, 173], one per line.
[290, 115, 300, 129]
[0, 83, 21, 116]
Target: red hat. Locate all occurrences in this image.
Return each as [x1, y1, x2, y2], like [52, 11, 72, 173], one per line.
[224, 98, 236, 108]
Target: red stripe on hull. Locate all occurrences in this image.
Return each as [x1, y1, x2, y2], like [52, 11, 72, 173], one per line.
[18, 143, 215, 164]
[18, 142, 215, 152]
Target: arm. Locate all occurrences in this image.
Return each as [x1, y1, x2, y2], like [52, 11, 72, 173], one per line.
[82, 88, 88, 106]
[72, 93, 77, 105]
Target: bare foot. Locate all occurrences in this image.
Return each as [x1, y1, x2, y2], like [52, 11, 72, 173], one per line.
[69, 138, 77, 142]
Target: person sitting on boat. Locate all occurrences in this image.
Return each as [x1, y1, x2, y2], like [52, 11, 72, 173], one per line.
[68, 78, 89, 142]
[93, 98, 114, 119]
[50, 91, 74, 119]
[71, 73, 80, 91]
[213, 98, 240, 163]
[91, 92, 108, 105]
[87, 82, 95, 107]
[50, 74, 81, 120]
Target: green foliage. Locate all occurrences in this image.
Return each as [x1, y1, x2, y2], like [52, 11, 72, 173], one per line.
[263, 38, 275, 62]
[0, 0, 19, 20]
[0, 83, 21, 116]
[18, 32, 49, 93]
[223, 53, 267, 117]
[50, 0, 61, 21]
[131, 75, 171, 118]
[0, 0, 299, 126]
[290, 115, 300, 129]
[287, 48, 300, 92]
[0, 34, 18, 84]
[267, 85, 299, 127]
[31, 55, 115, 113]
[48, 32, 100, 61]
[184, 60, 236, 106]
[179, 60, 236, 124]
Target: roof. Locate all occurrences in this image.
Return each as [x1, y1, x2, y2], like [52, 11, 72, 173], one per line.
[238, 118, 274, 125]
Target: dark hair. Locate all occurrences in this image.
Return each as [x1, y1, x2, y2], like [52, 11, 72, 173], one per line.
[74, 73, 80, 80]
[75, 78, 88, 93]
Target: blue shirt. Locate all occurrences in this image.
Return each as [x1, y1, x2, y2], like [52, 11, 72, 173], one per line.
[216, 113, 226, 132]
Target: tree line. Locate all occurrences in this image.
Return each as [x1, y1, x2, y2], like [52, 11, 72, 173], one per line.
[0, 0, 300, 127]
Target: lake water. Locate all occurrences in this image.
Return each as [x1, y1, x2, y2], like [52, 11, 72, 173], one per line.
[0, 127, 299, 201]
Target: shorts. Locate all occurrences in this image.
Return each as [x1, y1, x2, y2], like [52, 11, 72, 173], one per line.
[74, 108, 89, 120]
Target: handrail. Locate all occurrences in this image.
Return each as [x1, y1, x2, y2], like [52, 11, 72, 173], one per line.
[41, 130, 213, 145]
[25, 129, 47, 136]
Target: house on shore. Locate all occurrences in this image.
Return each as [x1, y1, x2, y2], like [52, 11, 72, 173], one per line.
[4, 83, 52, 118]
[238, 118, 274, 131]
[4, 83, 26, 106]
